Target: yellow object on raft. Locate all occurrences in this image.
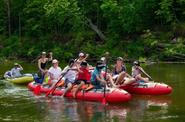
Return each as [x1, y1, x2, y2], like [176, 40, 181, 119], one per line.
[6, 75, 33, 84]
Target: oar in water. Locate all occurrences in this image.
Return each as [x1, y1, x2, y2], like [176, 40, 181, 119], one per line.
[102, 52, 109, 105]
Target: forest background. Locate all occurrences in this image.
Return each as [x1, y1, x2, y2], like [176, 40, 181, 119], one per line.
[0, 0, 185, 63]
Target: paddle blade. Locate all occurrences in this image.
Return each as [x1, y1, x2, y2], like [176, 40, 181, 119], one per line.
[101, 98, 107, 105]
[34, 84, 41, 95]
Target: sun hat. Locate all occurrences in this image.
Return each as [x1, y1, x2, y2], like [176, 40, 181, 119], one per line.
[52, 59, 58, 64]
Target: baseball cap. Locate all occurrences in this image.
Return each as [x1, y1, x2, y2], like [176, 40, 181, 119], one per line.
[52, 59, 58, 64]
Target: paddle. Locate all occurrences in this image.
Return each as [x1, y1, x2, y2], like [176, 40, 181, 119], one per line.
[45, 68, 70, 97]
[139, 67, 153, 81]
[102, 52, 109, 105]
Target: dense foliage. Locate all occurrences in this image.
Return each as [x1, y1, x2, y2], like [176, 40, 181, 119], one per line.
[0, 0, 185, 62]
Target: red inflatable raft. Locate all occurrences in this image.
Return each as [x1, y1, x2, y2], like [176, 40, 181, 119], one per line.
[119, 82, 172, 95]
[28, 82, 131, 103]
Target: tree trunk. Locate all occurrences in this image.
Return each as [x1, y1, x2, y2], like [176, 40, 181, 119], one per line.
[86, 18, 106, 41]
[5, 0, 11, 37]
[19, 14, 21, 40]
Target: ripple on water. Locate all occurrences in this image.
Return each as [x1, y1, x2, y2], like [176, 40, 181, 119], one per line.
[160, 115, 179, 119]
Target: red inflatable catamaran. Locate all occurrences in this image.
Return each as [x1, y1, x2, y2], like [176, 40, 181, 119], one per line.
[28, 82, 131, 103]
[119, 82, 172, 95]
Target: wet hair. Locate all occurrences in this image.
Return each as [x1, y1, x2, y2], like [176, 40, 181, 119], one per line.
[81, 61, 88, 67]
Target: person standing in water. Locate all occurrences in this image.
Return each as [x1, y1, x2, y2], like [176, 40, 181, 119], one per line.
[38, 51, 53, 79]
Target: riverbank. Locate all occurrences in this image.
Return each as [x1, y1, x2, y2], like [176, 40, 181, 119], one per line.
[1, 30, 185, 63]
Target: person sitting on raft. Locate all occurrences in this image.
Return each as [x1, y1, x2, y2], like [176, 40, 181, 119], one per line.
[10, 63, 23, 78]
[48, 59, 62, 85]
[90, 61, 108, 89]
[73, 61, 90, 98]
[75, 52, 89, 66]
[61, 59, 80, 97]
[38, 51, 53, 79]
[112, 57, 135, 85]
[99, 57, 117, 88]
[132, 61, 153, 83]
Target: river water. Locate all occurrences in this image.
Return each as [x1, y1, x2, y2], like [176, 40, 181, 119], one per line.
[0, 62, 185, 122]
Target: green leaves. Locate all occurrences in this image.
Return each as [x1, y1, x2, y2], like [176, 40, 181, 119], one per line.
[156, 0, 174, 23]
[44, 0, 83, 32]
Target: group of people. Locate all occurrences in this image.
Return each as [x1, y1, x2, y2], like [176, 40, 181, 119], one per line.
[4, 51, 152, 98]
[36, 51, 153, 98]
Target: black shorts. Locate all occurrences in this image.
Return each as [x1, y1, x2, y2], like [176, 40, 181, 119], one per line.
[75, 80, 87, 84]
[64, 79, 74, 88]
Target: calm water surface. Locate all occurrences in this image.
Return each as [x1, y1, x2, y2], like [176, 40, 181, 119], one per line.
[0, 62, 185, 122]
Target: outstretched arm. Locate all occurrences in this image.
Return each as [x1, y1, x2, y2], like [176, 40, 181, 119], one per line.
[18, 64, 23, 70]
[48, 52, 53, 61]
[83, 54, 89, 61]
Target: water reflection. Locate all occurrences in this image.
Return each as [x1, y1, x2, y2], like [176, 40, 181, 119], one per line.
[127, 95, 172, 122]
[34, 96, 129, 122]
[33, 94, 172, 122]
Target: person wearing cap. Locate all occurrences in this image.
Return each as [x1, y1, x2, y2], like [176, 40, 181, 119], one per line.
[38, 51, 53, 78]
[48, 59, 62, 84]
[61, 59, 81, 97]
[73, 61, 90, 98]
[90, 61, 107, 89]
[75, 52, 89, 66]
[132, 61, 151, 83]
[112, 57, 134, 85]
[10, 63, 23, 78]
